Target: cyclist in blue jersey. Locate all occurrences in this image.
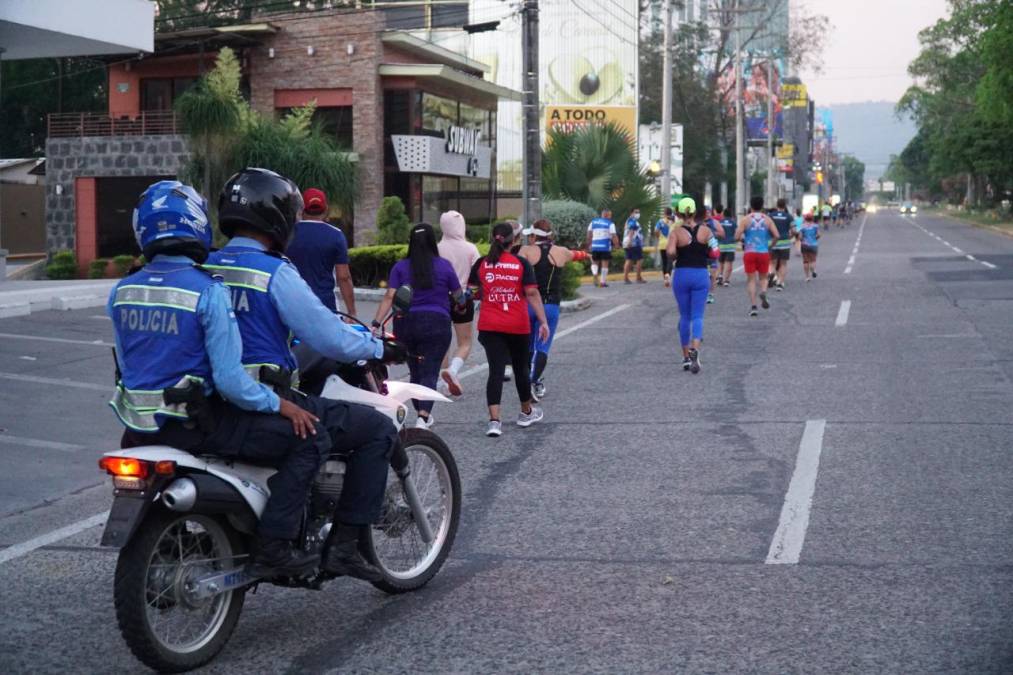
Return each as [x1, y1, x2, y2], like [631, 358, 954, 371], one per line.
[798, 212, 821, 280]
[713, 205, 736, 287]
[735, 196, 780, 317]
[768, 198, 796, 291]
[584, 208, 619, 288]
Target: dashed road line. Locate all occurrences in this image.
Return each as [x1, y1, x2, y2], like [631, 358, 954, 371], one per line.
[909, 221, 996, 270]
[0, 372, 109, 391]
[0, 332, 113, 347]
[766, 419, 828, 565]
[834, 300, 851, 327]
[843, 214, 868, 275]
[0, 434, 87, 453]
[0, 512, 109, 566]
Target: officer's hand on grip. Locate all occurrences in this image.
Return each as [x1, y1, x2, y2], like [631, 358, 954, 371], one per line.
[381, 339, 408, 364]
[279, 399, 319, 440]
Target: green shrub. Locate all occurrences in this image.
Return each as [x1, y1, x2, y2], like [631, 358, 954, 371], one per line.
[376, 196, 411, 245]
[348, 245, 407, 287]
[542, 200, 598, 249]
[88, 258, 110, 279]
[46, 250, 78, 280]
[112, 254, 136, 277]
[560, 262, 582, 301]
[465, 223, 490, 243]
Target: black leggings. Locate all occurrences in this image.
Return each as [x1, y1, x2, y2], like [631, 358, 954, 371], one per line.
[660, 250, 672, 276]
[478, 330, 532, 408]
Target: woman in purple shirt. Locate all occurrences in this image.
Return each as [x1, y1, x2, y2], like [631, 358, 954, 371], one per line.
[373, 223, 463, 429]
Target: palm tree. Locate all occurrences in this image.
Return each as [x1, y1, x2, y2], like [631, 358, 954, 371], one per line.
[542, 122, 662, 227]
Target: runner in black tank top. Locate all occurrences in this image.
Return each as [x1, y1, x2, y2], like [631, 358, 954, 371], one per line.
[667, 198, 713, 374]
[518, 221, 588, 399]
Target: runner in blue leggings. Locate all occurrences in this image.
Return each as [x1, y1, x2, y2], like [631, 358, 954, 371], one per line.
[666, 197, 716, 374]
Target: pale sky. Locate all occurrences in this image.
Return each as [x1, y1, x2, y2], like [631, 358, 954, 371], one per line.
[796, 0, 950, 104]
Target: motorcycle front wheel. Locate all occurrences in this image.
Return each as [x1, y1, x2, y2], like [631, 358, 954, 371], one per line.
[364, 428, 460, 594]
[113, 509, 246, 672]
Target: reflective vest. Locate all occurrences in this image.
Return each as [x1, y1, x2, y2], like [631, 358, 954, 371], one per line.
[205, 246, 299, 386]
[109, 262, 216, 432]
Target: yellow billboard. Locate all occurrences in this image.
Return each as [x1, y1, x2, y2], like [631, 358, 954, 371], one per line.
[782, 83, 808, 108]
[545, 105, 638, 139]
[776, 142, 794, 160]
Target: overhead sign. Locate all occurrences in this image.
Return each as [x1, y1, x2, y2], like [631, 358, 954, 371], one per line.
[776, 142, 794, 160]
[546, 105, 637, 139]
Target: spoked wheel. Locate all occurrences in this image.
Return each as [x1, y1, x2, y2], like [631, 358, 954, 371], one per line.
[364, 428, 460, 593]
[113, 509, 246, 672]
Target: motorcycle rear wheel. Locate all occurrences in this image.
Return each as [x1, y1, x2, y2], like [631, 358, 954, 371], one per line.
[113, 509, 246, 672]
[364, 428, 460, 593]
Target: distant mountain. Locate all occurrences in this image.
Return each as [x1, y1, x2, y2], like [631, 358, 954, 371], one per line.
[822, 101, 917, 180]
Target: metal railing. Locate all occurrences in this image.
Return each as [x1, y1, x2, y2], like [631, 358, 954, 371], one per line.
[47, 111, 180, 138]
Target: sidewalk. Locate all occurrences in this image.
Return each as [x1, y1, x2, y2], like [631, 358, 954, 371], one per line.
[0, 280, 593, 319]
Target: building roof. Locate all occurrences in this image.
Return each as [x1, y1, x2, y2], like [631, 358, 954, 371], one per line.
[0, 158, 44, 172]
[381, 32, 489, 76]
[152, 22, 279, 51]
[379, 64, 521, 102]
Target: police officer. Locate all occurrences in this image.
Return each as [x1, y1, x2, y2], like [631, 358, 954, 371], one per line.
[206, 168, 403, 582]
[108, 181, 323, 578]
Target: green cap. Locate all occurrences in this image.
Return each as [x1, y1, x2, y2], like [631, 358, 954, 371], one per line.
[677, 196, 697, 215]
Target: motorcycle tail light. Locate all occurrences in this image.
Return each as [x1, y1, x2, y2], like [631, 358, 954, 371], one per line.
[99, 457, 149, 479]
[154, 460, 176, 476]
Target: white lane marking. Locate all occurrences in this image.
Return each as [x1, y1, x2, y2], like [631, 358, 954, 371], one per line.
[18, 356, 37, 361]
[0, 512, 109, 566]
[0, 434, 86, 453]
[0, 372, 109, 391]
[981, 261, 997, 269]
[952, 247, 964, 254]
[917, 333, 978, 339]
[843, 214, 868, 274]
[941, 240, 950, 246]
[834, 300, 851, 327]
[456, 303, 633, 382]
[0, 332, 113, 347]
[90, 315, 111, 320]
[766, 419, 827, 565]
[966, 255, 977, 261]
[819, 363, 837, 369]
[909, 221, 996, 270]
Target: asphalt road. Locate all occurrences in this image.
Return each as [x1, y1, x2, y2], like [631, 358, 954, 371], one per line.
[1, 210, 1011, 673]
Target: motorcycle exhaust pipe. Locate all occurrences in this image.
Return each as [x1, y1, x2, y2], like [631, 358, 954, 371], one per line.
[161, 477, 197, 512]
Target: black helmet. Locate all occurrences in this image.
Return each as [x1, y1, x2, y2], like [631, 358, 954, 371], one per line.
[218, 168, 303, 250]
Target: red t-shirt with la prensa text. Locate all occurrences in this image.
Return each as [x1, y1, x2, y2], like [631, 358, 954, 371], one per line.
[469, 252, 537, 334]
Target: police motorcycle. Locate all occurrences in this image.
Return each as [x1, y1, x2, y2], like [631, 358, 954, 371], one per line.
[97, 284, 460, 672]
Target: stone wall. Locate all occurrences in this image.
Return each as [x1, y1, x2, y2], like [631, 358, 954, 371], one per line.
[45, 135, 189, 252]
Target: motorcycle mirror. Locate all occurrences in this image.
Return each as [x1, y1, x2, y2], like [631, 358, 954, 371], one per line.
[392, 284, 413, 312]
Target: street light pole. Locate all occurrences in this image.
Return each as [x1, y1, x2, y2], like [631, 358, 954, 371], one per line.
[660, 0, 673, 204]
[520, 0, 541, 227]
[766, 59, 775, 205]
[734, 0, 744, 216]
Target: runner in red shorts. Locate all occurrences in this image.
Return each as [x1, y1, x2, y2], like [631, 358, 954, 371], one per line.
[735, 196, 780, 316]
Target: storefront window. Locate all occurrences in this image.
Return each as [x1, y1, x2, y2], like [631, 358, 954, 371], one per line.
[370, 1, 468, 29]
[459, 104, 489, 141]
[459, 177, 492, 224]
[421, 175, 458, 225]
[420, 93, 458, 138]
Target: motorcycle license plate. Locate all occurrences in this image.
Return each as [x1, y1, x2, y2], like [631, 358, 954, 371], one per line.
[100, 495, 149, 548]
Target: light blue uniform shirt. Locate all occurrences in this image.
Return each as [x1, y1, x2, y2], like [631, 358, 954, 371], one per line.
[108, 254, 280, 414]
[227, 237, 384, 362]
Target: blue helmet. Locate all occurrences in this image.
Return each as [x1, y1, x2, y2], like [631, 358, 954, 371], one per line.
[132, 180, 212, 263]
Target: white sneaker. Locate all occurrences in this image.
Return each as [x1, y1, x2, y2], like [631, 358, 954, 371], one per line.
[415, 414, 434, 430]
[517, 405, 544, 427]
[436, 378, 451, 397]
[503, 365, 513, 382]
[486, 420, 503, 437]
[440, 369, 463, 397]
[532, 380, 547, 400]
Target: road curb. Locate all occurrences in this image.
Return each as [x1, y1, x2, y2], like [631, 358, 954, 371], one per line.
[561, 296, 592, 313]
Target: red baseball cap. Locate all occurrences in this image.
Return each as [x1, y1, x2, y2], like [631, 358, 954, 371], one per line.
[302, 188, 328, 216]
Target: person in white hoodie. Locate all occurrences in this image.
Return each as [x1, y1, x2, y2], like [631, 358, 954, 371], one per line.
[437, 210, 481, 396]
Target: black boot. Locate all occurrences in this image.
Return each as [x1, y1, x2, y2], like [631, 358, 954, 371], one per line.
[247, 538, 319, 578]
[323, 522, 383, 582]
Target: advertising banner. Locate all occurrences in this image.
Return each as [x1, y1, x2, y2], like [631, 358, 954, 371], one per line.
[470, 0, 639, 191]
[782, 83, 808, 108]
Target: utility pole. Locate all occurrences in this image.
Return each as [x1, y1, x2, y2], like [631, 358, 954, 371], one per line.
[520, 0, 541, 226]
[660, 0, 674, 205]
[734, 0, 744, 216]
[765, 59, 775, 205]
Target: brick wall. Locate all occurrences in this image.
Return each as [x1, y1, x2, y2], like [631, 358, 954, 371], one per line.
[249, 11, 386, 243]
[45, 135, 189, 253]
